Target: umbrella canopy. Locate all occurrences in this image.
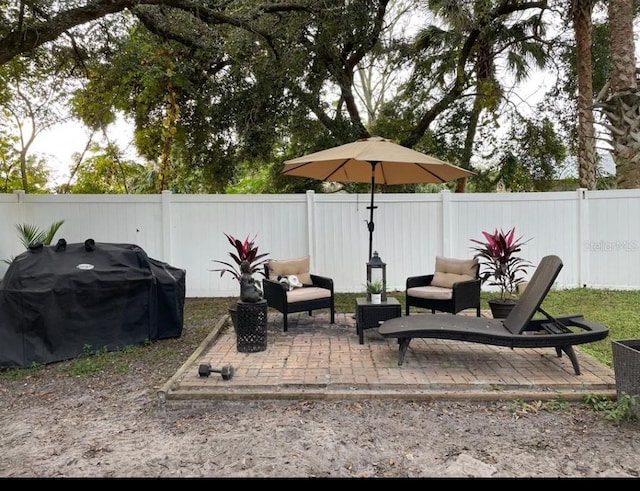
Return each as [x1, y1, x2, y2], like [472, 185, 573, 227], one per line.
[282, 136, 475, 259]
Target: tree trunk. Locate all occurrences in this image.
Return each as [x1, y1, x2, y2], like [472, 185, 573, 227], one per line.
[599, 0, 640, 189]
[572, 0, 597, 190]
[454, 102, 481, 193]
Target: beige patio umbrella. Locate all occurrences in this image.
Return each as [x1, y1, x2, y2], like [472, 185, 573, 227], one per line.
[282, 136, 475, 260]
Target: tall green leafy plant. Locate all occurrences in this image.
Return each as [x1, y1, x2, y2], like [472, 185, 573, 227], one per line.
[15, 221, 65, 249]
[3, 220, 65, 264]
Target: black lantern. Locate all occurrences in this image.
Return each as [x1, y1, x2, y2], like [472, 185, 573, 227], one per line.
[366, 251, 387, 302]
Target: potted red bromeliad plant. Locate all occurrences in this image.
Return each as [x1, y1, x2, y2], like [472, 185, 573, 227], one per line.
[211, 232, 270, 285]
[469, 227, 533, 318]
[210, 233, 270, 325]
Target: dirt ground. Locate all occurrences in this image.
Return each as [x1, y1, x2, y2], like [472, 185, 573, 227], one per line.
[0, 370, 638, 478]
[1, 297, 638, 479]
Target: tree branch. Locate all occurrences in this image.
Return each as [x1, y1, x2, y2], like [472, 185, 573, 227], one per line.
[0, 0, 318, 65]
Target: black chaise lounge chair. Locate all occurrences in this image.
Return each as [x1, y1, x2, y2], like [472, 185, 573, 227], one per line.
[378, 255, 609, 375]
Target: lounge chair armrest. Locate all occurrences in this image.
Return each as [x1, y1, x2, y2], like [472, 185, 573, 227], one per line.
[310, 274, 334, 292]
[529, 314, 609, 335]
[406, 274, 434, 289]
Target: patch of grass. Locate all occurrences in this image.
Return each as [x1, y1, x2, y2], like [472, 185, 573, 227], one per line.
[62, 345, 132, 377]
[583, 393, 639, 423]
[528, 288, 640, 368]
[0, 363, 44, 381]
[64, 350, 111, 377]
[334, 292, 365, 313]
[509, 399, 570, 415]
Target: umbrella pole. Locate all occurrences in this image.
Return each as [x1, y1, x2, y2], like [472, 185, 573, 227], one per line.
[367, 163, 378, 260]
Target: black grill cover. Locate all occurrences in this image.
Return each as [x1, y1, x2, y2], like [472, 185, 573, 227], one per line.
[0, 241, 186, 368]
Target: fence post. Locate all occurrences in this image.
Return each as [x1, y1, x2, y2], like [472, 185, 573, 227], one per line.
[305, 190, 316, 270]
[577, 188, 589, 288]
[14, 189, 26, 227]
[161, 190, 173, 264]
[440, 189, 452, 256]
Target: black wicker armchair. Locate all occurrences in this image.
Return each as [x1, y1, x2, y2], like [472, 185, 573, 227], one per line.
[405, 256, 481, 317]
[262, 256, 335, 331]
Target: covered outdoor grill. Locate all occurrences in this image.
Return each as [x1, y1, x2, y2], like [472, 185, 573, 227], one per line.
[0, 240, 186, 368]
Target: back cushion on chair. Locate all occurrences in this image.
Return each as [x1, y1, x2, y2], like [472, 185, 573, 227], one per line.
[267, 256, 312, 285]
[430, 256, 478, 289]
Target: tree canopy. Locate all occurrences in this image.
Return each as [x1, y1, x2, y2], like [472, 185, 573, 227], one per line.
[0, 0, 636, 193]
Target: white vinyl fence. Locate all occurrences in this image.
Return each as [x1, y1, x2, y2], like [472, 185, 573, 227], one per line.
[1, 188, 639, 297]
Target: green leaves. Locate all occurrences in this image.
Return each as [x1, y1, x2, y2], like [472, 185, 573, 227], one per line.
[15, 220, 65, 249]
[365, 279, 384, 294]
[3, 219, 65, 264]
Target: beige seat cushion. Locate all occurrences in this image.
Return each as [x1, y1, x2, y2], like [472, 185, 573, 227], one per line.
[286, 286, 331, 302]
[407, 286, 453, 301]
[267, 256, 312, 285]
[430, 256, 478, 289]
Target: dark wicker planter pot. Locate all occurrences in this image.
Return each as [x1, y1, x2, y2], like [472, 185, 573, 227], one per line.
[612, 339, 640, 418]
[488, 299, 516, 319]
[233, 300, 268, 353]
